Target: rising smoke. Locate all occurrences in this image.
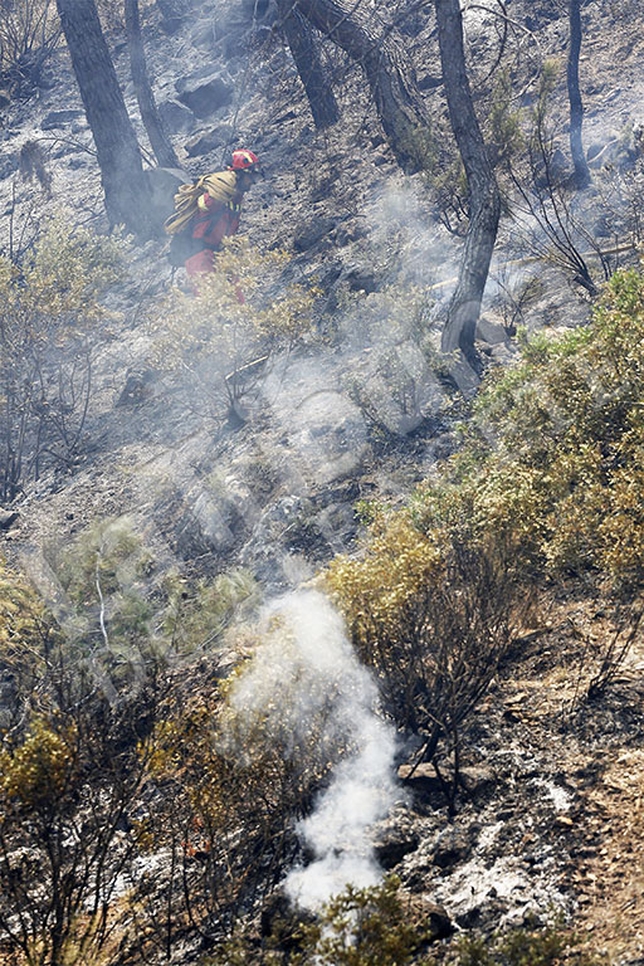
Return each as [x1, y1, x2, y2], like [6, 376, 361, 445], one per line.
[225, 588, 400, 911]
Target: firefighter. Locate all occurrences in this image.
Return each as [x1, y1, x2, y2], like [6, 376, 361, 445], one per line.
[164, 149, 262, 286]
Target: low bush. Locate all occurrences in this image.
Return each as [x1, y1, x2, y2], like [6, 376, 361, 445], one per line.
[0, 0, 61, 92]
[150, 236, 319, 426]
[203, 880, 604, 966]
[327, 266, 644, 794]
[0, 214, 129, 501]
[471, 265, 644, 587]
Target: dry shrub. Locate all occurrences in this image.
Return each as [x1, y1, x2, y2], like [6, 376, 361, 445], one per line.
[149, 236, 319, 426]
[0, 0, 60, 90]
[326, 264, 644, 794]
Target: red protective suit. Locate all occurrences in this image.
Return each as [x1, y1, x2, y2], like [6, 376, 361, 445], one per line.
[184, 190, 243, 281]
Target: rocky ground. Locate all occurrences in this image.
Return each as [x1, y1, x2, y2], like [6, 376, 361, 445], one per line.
[389, 597, 644, 962]
[1, 0, 644, 962]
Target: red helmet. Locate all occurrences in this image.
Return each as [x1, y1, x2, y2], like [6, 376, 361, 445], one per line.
[231, 149, 260, 171]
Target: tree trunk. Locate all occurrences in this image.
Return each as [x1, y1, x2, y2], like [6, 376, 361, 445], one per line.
[55, 0, 153, 235]
[125, 0, 181, 168]
[294, 0, 429, 169]
[277, 0, 340, 130]
[435, 0, 501, 383]
[567, 0, 591, 189]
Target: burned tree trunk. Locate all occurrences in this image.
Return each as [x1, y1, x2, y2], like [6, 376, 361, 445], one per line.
[435, 0, 501, 383]
[567, 0, 591, 189]
[56, 0, 153, 235]
[294, 0, 429, 169]
[125, 0, 181, 169]
[277, 0, 340, 130]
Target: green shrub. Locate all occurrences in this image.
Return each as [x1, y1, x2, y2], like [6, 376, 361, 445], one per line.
[470, 265, 644, 585]
[299, 877, 427, 966]
[452, 920, 605, 965]
[0, 672, 149, 966]
[326, 266, 644, 795]
[0, 215, 129, 500]
[202, 886, 605, 966]
[53, 515, 260, 697]
[133, 604, 348, 948]
[327, 498, 529, 805]
[150, 236, 319, 425]
[203, 877, 430, 966]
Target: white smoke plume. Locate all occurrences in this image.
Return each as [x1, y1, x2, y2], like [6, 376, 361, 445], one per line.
[285, 710, 399, 911]
[225, 588, 400, 911]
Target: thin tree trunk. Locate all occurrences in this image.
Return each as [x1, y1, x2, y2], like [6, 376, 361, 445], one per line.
[567, 0, 591, 188]
[56, 0, 153, 235]
[295, 0, 429, 169]
[435, 0, 501, 382]
[278, 0, 340, 130]
[125, 0, 181, 168]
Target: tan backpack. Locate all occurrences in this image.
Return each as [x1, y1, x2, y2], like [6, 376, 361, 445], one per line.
[163, 171, 238, 235]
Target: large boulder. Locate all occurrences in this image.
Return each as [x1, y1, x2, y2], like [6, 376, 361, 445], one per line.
[175, 71, 234, 118]
[156, 0, 191, 33]
[157, 99, 194, 134]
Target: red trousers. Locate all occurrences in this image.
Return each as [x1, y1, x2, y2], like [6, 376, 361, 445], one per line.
[184, 248, 245, 303]
[185, 248, 215, 278]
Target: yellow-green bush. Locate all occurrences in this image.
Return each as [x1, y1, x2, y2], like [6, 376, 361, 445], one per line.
[470, 265, 644, 585]
[0, 556, 58, 658]
[204, 881, 604, 966]
[53, 515, 261, 696]
[203, 877, 427, 966]
[149, 236, 319, 424]
[326, 266, 644, 773]
[406, 265, 644, 587]
[0, 215, 129, 500]
[0, 557, 61, 723]
[0, 715, 76, 810]
[161, 567, 260, 655]
[452, 920, 605, 965]
[0, 675, 148, 966]
[134, 604, 358, 944]
[327, 498, 526, 769]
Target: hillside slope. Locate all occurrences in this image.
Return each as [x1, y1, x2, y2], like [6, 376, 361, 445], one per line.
[0, 0, 643, 963]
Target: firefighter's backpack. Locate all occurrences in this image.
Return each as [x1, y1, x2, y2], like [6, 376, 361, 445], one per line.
[167, 228, 202, 268]
[164, 172, 238, 268]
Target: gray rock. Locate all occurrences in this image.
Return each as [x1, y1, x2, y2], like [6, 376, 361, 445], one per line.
[184, 124, 234, 158]
[157, 99, 195, 134]
[0, 153, 18, 180]
[476, 316, 510, 346]
[117, 368, 159, 407]
[293, 217, 337, 253]
[398, 762, 447, 806]
[0, 508, 18, 529]
[64, 155, 85, 173]
[456, 896, 510, 930]
[586, 133, 634, 170]
[41, 109, 84, 130]
[458, 765, 496, 797]
[407, 895, 453, 940]
[285, 390, 369, 485]
[431, 827, 472, 869]
[175, 73, 234, 118]
[372, 824, 420, 869]
[156, 0, 191, 33]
